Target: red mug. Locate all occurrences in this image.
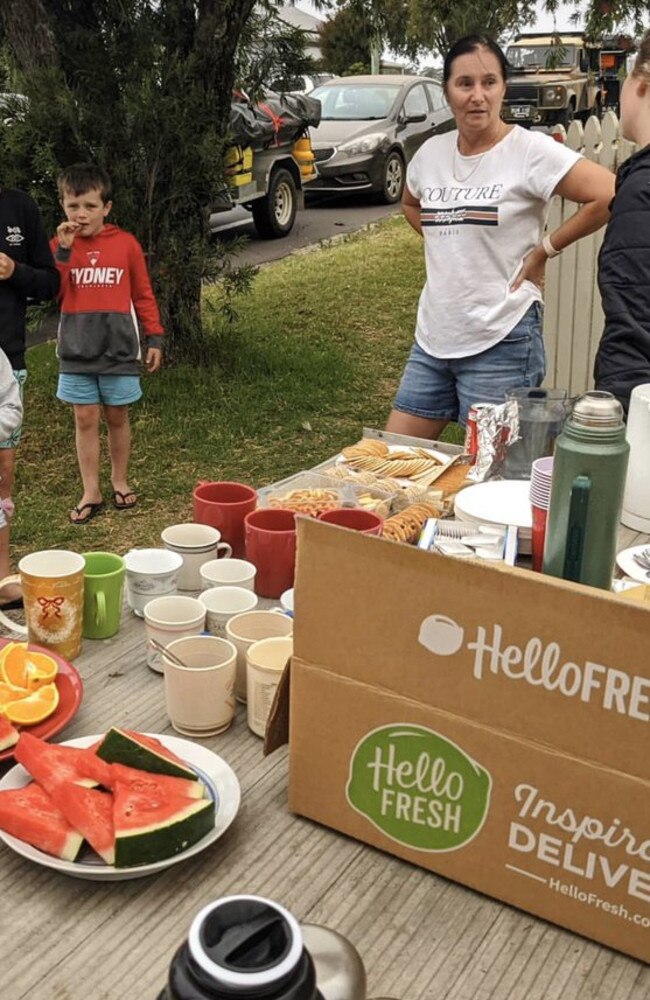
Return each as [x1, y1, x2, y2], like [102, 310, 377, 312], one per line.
[532, 503, 548, 573]
[244, 509, 297, 599]
[318, 507, 383, 536]
[193, 481, 257, 559]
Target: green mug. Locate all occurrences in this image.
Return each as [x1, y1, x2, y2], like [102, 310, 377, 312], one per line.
[82, 552, 126, 640]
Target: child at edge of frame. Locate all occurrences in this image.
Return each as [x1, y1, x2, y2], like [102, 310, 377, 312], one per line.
[51, 162, 163, 524]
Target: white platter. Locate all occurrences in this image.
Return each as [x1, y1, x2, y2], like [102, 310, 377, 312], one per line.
[337, 443, 449, 467]
[615, 545, 650, 585]
[0, 733, 240, 881]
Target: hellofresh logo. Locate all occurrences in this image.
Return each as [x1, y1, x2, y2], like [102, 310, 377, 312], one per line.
[418, 614, 649, 723]
[346, 724, 491, 852]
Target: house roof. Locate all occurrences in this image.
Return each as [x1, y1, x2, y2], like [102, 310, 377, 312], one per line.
[278, 3, 324, 34]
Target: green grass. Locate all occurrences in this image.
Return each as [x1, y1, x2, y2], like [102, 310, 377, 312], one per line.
[15, 216, 461, 559]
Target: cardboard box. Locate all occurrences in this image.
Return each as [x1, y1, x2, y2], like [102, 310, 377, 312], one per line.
[273, 518, 650, 962]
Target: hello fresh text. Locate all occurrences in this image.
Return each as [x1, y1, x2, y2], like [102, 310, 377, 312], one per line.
[468, 625, 649, 721]
[367, 742, 463, 832]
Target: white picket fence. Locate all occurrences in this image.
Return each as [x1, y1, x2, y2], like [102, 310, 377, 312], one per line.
[543, 110, 636, 395]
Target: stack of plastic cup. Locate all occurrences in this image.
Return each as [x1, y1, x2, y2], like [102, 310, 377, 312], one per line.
[530, 456, 554, 571]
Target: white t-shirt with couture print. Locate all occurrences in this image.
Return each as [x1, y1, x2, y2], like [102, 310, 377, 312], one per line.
[406, 126, 581, 359]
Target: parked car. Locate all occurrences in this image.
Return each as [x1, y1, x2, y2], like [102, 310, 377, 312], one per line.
[268, 73, 336, 96]
[306, 75, 454, 203]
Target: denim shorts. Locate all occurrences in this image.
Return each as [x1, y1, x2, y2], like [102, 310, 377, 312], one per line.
[393, 302, 546, 426]
[57, 373, 142, 406]
[0, 369, 27, 449]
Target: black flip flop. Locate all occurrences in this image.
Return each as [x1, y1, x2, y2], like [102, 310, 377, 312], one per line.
[112, 490, 138, 510]
[0, 596, 23, 611]
[69, 500, 105, 525]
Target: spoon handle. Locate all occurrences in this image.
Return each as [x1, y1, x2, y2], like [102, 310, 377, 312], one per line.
[148, 637, 187, 668]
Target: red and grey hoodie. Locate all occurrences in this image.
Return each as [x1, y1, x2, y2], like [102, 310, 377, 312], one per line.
[51, 224, 163, 375]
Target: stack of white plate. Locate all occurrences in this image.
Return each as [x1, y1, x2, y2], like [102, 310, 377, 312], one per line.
[454, 480, 533, 554]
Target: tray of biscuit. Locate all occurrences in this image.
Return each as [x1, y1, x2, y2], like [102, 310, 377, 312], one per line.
[381, 498, 447, 545]
[336, 438, 454, 489]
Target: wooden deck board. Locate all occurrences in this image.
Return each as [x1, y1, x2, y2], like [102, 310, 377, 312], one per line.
[1, 568, 648, 1000]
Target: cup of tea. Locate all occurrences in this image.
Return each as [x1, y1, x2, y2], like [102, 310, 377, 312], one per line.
[317, 507, 383, 535]
[124, 548, 184, 617]
[16, 550, 85, 660]
[163, 634, 237, 736]
[82, 552, 125, 640]
[143, 595, 206, 673]
[246, 635, 293, 737]
[193, 481, 257, 559]
[161, 523, 232, 591]
[244, 509, 297, 599]
[199, 586, 258, 637]
[199, 558, 257, 592]
[226, 609, 293, 702]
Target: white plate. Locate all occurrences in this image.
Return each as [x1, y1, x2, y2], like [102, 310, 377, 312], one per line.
[615, 545, 650, 585]
[0, 733, 240, 881]
[454, 480, 533, 530]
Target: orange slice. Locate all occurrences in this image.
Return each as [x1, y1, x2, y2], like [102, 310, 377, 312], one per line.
[4, 683, 59, 725]
[0, 641, 22, 676]
[25, 652, 58, 691]
[0, 680, 27, 709]
[1, 643, 29, 688]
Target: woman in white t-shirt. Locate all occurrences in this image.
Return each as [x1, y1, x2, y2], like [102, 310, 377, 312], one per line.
[386, 35, 615, 437]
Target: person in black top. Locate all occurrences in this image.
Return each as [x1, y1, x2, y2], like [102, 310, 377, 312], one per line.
[595, 31, 650, 414]
[0, 188, 59, 606]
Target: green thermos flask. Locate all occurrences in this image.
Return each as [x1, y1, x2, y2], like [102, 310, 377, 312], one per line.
[542, 391, 630, 590]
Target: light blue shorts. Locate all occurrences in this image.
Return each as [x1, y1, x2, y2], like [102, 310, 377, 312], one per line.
[57, 373, 142, 406]
[0, 369, 27, 449]
[393, 302, 545, 427]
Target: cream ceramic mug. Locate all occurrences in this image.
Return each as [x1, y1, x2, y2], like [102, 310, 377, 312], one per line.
[226, 609, 293, 703]
[124, 548, 184, 616]
[199, 586, 258, 637]
[246, 635, 293, 737]
[199, 558, 257, 592]
[143, 595, 206, 673]
[161, 523, 232, 591]
[163, 634, 237, 736]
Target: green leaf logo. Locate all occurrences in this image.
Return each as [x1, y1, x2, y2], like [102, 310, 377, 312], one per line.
[346, 724, 491, 852]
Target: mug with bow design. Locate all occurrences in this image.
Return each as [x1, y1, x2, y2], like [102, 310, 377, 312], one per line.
[0, 550, 85, 660]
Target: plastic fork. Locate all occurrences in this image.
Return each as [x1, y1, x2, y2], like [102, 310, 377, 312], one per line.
[631, 547, 650, 573]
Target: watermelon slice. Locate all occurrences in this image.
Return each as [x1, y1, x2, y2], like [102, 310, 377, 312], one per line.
[0, 716, 19, 751]
[96, 727, 199, 780]
[113, 780, 215, 867]
[50, 783, 115, 865]
[15, 733, 112, 793]
[108, 762, 205, 799]
[0, 783, 83, 861]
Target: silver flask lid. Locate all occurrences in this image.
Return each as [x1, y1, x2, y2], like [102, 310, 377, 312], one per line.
[570, 391, 625, 429]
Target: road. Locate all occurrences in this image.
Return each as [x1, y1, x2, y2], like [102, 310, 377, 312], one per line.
[210, 191, 401, 267]
[29, 195, 401, 346]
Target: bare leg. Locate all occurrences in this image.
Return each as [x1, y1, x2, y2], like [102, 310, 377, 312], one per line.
[0, 448, 19, 601]
[103, 404, 135, 503]
[385, 409, 450, 442]
[71, 404, 103, 521]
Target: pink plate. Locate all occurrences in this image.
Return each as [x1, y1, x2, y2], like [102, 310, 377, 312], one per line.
[0, 638, 83, 761]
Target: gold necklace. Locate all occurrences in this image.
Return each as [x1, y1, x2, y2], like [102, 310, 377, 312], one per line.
[452, 127, 505, 184]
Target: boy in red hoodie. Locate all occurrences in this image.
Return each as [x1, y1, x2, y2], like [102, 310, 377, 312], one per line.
[52, 164, 163, 523]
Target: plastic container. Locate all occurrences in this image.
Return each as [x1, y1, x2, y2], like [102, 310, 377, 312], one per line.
[257, 472, 357, 518]
[225, 145, 253, 186]
[292, 136, 316, 180]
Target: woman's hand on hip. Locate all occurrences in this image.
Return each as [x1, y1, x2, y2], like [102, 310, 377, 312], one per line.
[510, 244, 547, 293]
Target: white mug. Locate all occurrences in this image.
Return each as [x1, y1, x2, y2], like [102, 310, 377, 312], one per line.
[161, 523, 232, 591]
[199, 586, 258, 637]
[280, 588, 294, 614]
[143, 595, 206, 673]
[226, 610, 293, 703]
[163, 634, 237, 736]
[246, 635, 293, 737]
[124, 548, 184, 617]
[200, 558, 257, 592]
